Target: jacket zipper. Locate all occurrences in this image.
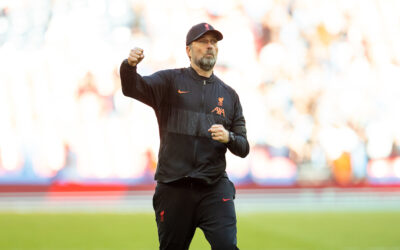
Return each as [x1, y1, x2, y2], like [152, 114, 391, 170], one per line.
[192, 80, 207, 169]
[201, 80, 206, 113]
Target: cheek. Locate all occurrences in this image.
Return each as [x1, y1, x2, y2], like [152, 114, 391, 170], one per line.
[195, 49, 204, 58]
[190, 50, 198, 60]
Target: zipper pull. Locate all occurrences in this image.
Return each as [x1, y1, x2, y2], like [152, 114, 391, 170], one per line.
[203, 80, 206, 85]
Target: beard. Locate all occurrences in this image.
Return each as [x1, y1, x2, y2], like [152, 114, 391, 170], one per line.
[195, 54, 216, 71]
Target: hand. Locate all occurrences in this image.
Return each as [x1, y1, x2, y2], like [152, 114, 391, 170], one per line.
[208, 124, 229, 143]
[128, 47, 144, 67]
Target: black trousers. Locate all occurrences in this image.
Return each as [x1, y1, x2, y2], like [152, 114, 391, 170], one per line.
[152, 177, 239, 250]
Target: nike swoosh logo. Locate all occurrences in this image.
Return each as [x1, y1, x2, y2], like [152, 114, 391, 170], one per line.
[178, 90, 190, 94]
[222, 198, 231, 202]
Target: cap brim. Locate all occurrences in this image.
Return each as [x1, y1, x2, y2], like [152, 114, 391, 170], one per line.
[191, 30, 223, 43]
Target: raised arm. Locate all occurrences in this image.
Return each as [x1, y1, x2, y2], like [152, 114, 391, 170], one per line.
[120, 47, 170, 109]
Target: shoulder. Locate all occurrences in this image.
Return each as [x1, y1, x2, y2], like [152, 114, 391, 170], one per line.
[145, 68, 183, 82]
[155, 68, 187, 78]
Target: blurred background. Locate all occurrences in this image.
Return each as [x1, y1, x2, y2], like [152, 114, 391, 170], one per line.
[1, 0, 400, 189]
[0, 0, 400, 186]
[1, 0, 400, 249]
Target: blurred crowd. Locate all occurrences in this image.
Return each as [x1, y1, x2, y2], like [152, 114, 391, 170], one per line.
[1, 0, 400, 186]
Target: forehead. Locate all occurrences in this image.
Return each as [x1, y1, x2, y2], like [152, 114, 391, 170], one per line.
[196, 32, 218, 41]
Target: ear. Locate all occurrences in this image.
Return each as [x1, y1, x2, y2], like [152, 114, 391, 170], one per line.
[186, 45, 191, 60]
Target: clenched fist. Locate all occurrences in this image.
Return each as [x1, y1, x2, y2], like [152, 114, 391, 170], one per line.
[208, 124, 229, 143]
[128, 47, 144, 67]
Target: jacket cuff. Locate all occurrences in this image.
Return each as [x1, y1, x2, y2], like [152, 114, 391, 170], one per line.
[122, 59, 137, 71]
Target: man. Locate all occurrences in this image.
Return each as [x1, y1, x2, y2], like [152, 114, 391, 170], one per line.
[120, 22, 249, 250]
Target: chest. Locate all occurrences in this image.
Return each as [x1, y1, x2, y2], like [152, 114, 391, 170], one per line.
[169, 78, 234, 126]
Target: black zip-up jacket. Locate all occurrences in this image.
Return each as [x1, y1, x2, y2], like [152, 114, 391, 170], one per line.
[120, 60, 249, 184]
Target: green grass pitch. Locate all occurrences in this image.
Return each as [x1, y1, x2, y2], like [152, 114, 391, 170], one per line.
[1, 212, 400, 249]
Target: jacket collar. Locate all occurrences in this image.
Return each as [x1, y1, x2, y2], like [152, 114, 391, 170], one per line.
[188, 66, 215, 83]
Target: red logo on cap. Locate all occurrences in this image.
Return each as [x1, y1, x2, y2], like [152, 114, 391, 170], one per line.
[205, 23, 210, 30]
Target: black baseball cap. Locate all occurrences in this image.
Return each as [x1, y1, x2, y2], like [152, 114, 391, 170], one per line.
[186, 23, 223, 46]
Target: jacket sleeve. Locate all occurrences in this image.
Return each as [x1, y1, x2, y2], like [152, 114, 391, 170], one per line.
[120, 59, 169, 109]
[227, 93, 250, 158]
